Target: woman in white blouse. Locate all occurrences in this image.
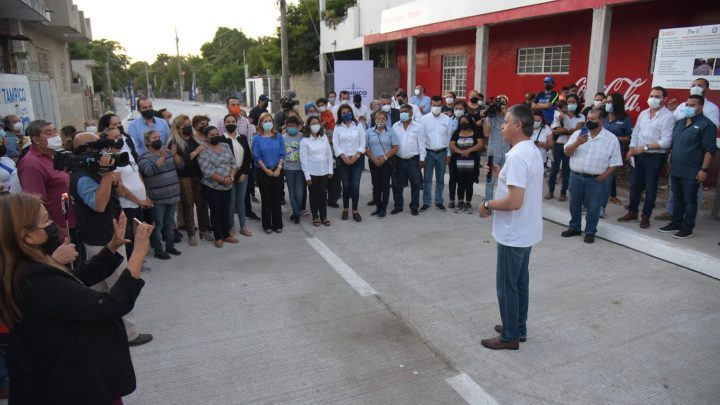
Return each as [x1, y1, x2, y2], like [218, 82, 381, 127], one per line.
[332, 104, 366, 222]
[300, 116, 334, 226]
[532, 110, 552, 166]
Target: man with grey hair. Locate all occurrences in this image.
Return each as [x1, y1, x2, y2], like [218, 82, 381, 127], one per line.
[479, 104, 544, 350]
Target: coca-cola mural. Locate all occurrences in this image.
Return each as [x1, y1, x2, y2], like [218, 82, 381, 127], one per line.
[575, 76, 648, 113]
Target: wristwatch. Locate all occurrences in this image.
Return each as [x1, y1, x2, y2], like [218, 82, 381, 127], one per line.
[483, 199, 491, 210]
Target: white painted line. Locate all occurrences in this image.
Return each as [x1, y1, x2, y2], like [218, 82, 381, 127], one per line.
[446, 372, 499, 405]
[306, 237, 378, 297]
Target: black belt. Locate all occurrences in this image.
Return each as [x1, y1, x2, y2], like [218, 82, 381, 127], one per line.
[572, 171, 599, 178]
[426, 148, 447, 153]
[398, 155, 419, 161]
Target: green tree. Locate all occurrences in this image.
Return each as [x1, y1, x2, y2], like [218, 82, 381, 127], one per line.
[69, 39, 130, 93]
[283, 0, 321, 73]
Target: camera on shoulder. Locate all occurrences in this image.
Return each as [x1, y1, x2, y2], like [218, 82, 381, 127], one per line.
[54, 138, 129, 172]
[280, 91, 298, 111]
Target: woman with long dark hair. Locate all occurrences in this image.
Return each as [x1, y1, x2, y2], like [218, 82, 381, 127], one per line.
[449, 115, 484, 214]
[300, 116, 335, 226]
[333, 104, 366, 222]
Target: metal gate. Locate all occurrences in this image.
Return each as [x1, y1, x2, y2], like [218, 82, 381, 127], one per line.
[27, 78, 58, 124]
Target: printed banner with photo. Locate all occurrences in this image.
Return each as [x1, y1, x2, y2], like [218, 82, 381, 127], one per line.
[652, 24, 720, 89]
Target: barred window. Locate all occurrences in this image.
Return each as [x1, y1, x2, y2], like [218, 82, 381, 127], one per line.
[442, 54, 467, 95]
[517, 45, 570, 74]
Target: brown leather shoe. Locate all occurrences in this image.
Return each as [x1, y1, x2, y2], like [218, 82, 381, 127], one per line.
[352, 212, 362, 222]
[341, 210, 349, 220]
[544, 192, 554, 200]
[224, 236, 239, 243]
[640, 215, 650, 229]
[481, 335, 519, 350]
[558, 194, 568, 202]
[494, 325, 527, 342]
[617, 212, 638, 222]
[609, 196, 622, 205]
[214, 240, 224, 248]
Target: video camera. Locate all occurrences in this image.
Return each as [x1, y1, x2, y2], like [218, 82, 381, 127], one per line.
[279, 91, 299, 111]
[485, 96, 505, 118]
[54, 138, 129, 172]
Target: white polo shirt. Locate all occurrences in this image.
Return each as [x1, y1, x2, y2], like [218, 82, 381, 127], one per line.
[392, 121, 426, 160]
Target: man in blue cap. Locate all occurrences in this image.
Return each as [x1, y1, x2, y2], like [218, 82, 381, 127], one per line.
[532, 77, 559, 125]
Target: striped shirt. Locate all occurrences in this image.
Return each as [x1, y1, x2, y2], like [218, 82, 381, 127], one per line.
[198, 143, 235, 190]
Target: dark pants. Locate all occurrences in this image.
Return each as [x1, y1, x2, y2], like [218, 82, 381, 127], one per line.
[671, 175, 700, 232]
[150, 203, 176, 254]
[244, 167, 257, 216]
[327, 158, 342, 203]
[548, 143, 570, 195]
[370, 160, 393, 213]
[309, 175, 329, 220]
[337, 155, 365, 210]
[180, 176, 211, 235]
[569, 172, 605, 235]
[122, 207, 144, 258]
[628, 153, 665, 217]
[455, 172, 475, 202]
[257, 169, 284, 230]
[392, 156, 421, 210]
[496, 243, 532, 341]
[448, 164, 457, 202]
[202, 185, 231, 240]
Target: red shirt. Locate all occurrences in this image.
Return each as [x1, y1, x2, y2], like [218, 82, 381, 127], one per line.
[321, 110, 336, 132]
[17, 146, 77, 231]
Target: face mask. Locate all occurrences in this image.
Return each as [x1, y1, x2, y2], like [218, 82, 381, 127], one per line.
[287, 127, 298, 135]
[375, 121, 386, 129]
[41, 222, 61, 255]
[380, 104, 391, 113]
[141, 109, 155, 120]
[262, 122, 273, 132]
[341, 112, 353, 123]
[354, 103, 361, 109]
[414, 89, 421, 96]
[225, 124, 237, 134]
[567, 103, 577, 112]
[585, 120, 600, 130]
[209, 136, 222, 146]
[0, 129, 5, 138]
[400, 112, 410, 122]
[318, 106, 327, 113]
[454, 109, 464, 118]
[150, 139, 163, 150]
[647, 97, 662, 109]
[328, 97, 336, 104]
[0, 145, 6, 157]
[470, 97, 479, 104]
[47, 136, 63, 151]
[477, 100, 485, 106]
[445, 97, 454, 105]
[459, 122, 471, 130]
[114, 138, 125, 149]
[229, 105, 242, 116]
[85, 126, 98, 133]
[397, 99, 405, 106]
[533, 121, 542, 129]
[431, 106, 442, 116]
[544, 84, 553, 91]
[310, 124, 322, 134]
[684, 106, 697, 118]
[181, 126, 193, 136]
[341, 99, 350, 105]
[690, 86, 704, 96]
[605, 103, 613, 113]
[593, 100, 603, 108]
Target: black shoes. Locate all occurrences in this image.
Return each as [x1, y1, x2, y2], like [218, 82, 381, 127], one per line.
[419, 204, 430, 212]
[561, 229, 582, 238]
[166, 247, 182, 256]
[328, 201, 340, 208]
[390, 208, 403, 215]
[659, 223, 680, 233]
[435, 203, 447, 212]
[370, 210, 379, 216]
[673, 229, 693, 239]
[367, 200, 376, 206]
[247, 212, 261, 222]
[154, 252, 171, 260]
[411, 209, 419, 216]
[584, 234, 595, 244]
[128, 333, 153, 347]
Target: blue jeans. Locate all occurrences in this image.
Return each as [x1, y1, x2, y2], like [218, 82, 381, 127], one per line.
[628, 153, 665, 217]
[393, 157, 421, 210]
[569, 172, 605, 235]
[485, 153, 506, 200]
[665, 183, 702, 214]
[496, 243, 532, 341]
[671, 176, 700, 232]
[601, 173, 615, 209]
[228, 178, 248, 230]
[423, 149, 447, 205]
[150, 202, 176, 254]
[548, 143, 570, 195]
[337, 155, 364, 210]
[285, 169, 306, 216]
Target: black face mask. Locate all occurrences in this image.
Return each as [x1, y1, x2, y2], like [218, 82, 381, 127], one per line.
[114, 138, 124, 149]
[141, 109, 155, 120]
[41, 222, 62, 255]
[585, 121, 600, 130]
[397, 99, 405, 105]
[209, 136, 222, 146]
[459, 122, 472, 130]
[181, 126, 193, 136]
[150, 140, 163, 150]
[117, 125, 125, 134]
[470, 97, 479, 104]
[225, 124, 237, 134]
[0, 145, 6, 157]
[544, 84, 553, 91]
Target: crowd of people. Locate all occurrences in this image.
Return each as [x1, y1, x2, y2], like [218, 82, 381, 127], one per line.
[0, 74, 717, 400]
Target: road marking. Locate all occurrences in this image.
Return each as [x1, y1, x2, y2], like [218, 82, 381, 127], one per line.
[446, 372, 499, 405]
[306, 237, 377, 297]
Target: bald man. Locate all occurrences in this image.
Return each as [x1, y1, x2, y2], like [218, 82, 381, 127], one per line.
[70, 132, 153, 346]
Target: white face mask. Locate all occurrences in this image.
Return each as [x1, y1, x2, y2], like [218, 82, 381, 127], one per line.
[317, 106, 327, 113]
[310, 124, 322, 134]
[431, 106, 442, 116]
[690, 86, 704, 96]
[341, 99, 349, 105]
[414, 89, 421, 96]
[533, 121, 542, 129]
[13, 122, 23, 132]
[593, 100, 603, 108]
[647, 97, 662, 109]
[47, 136, 63, 151]
[328, 97, 336, 104]
[85, 126, 98, 133]
[381, 104, 391, 112]
[445, 97, 454, 105]
[454, 109, 464, 118]
[477, 100, 485, 106]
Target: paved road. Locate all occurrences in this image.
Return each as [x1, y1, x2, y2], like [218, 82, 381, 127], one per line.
[112, 98, 720, 404]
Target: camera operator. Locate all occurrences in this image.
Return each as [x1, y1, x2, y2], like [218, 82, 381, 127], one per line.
[69, 132, 153, 347]
[482, 95, 511, 200]
[274, 91, 300, 129]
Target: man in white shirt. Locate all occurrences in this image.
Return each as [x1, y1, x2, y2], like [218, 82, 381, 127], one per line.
[479, 104, 544, 350]
[391, 104, 425, 216]
[419, 96, 453, 211]
[618, 86, 675, 229]
[332, 90, 361, 121]
[561, 109, 622, 243]
[352, 94, 371, 126]
[395, 91, 422, 121]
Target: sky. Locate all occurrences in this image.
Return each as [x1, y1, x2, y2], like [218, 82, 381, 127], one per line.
[72, 0, 299, 63]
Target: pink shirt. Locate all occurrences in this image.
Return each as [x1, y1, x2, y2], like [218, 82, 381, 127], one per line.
[17, 146, 77, 230]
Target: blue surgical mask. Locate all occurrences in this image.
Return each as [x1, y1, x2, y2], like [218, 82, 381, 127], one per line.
[287, 127, 298, 135]
[262, 122, 273, 132]
[400, 112, 410, 122]
[341, 112, 353, 123]
[684, 106, 696, 118]
[604, 103, 613, 113]
[0, 129, 5, 138]
[567, 103, 577, 112]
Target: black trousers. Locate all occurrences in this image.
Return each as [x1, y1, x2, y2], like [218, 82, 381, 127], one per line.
[122, 207, 144, 258]
[327, 157, 342, 203]
[455, 172, 475, 202]
[202, 185, 231, 240]
[369, 161, 393, 212]
[309, 175, 329, 220]
[257, 169, 284, 230]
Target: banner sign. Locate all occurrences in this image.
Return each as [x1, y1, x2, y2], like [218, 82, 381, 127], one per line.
[652, 24, 720, 89]
[334, 60, 374, 106]
[0, 74, 35, 127]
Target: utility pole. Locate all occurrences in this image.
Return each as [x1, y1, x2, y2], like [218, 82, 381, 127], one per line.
[279, 0, 290, 94]
[105, 47, 114, 110]
[144, 62, 151, 97]
[175, 26, 184, 101]
[243, 49, 250, 104]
